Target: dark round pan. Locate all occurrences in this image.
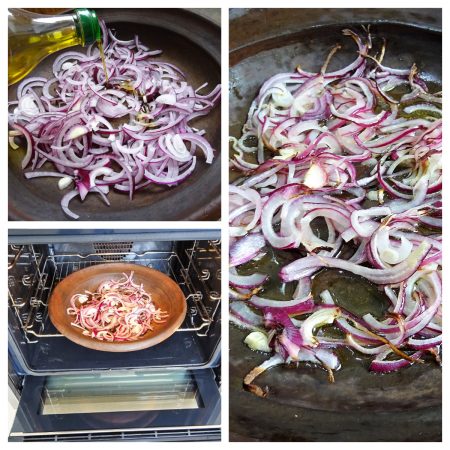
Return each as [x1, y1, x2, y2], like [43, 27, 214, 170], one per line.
[229, 9, 442, 442]
[9, 8, 221, 221]
[48, 263, 187, 352]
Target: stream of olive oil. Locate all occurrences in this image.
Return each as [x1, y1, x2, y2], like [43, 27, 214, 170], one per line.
[97, 39, 109, 83]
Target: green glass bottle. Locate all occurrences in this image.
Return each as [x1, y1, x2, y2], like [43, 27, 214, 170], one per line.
[8, 8, 101, 85]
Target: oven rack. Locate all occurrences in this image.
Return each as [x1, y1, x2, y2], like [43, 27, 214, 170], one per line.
[185, 241, 221, 328]
[8, 243, 221, 344]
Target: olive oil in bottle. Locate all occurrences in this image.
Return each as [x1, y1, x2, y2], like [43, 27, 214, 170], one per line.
[8, 8, 102, 85]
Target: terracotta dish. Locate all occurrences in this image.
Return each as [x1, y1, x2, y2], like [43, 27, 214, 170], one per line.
[48, 263, 187, 352]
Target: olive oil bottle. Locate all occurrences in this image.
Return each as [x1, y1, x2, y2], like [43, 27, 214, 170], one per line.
[8, 8, 101, 85]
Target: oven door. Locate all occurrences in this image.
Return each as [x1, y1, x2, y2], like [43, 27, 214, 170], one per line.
[9, 369, 220, 441]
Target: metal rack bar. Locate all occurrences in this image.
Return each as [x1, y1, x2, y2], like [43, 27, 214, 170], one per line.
[183, 241, 221, 337]
[8, 245, 24, 270]
[8, 242, 221, 344]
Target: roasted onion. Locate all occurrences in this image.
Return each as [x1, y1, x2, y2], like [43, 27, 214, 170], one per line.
[229, 28, 441, 396]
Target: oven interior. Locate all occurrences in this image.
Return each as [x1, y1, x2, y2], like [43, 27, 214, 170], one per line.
[8, 238, 221, 375]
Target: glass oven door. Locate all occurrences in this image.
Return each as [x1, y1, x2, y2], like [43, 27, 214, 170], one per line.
[9, 369, 220, 440]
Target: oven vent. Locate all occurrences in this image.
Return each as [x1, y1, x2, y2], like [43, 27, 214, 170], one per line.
[93, 242, 133, 261]
[20, 427, 221, 442]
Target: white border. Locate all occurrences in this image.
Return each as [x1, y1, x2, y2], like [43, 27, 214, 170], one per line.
[3, 1, 448, 448]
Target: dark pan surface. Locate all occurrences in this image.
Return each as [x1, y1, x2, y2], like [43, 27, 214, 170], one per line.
[229, 14, 442, 442]
[9, 8, 221, 221]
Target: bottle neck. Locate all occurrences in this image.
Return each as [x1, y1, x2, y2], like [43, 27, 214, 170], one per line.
[74, 9, 101, 46]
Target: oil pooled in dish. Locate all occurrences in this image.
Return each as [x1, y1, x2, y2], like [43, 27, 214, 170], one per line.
[229, 28, 441, 397]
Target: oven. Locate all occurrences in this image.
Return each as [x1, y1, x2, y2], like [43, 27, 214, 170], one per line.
[8, 229, 221, 441]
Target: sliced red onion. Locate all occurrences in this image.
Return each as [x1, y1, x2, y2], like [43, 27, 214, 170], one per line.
[369, 351, 423, 373]
[9, 21, 220, 219]
[229, 233, 266, 267]
[229, 269, 268, 289]
[229, 27, 441, 390]
[294, 348, 340, 373]
[61, 189, 81, 220]
[68, 272, 167, 341]
[249, 295, 315, 315]
[230, 301, 264, 331]
[300, 307, 340, 347]
[25, 171, 71, 180]
[407, 335, 441, 350]
[11, 123, 33, 169]
[280, 242, 431, 284]
[350, 206, 391, 238]
[229, 185, 263, 235]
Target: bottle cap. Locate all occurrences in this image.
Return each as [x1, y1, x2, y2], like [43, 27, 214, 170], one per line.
[75, 9, 101, 45]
